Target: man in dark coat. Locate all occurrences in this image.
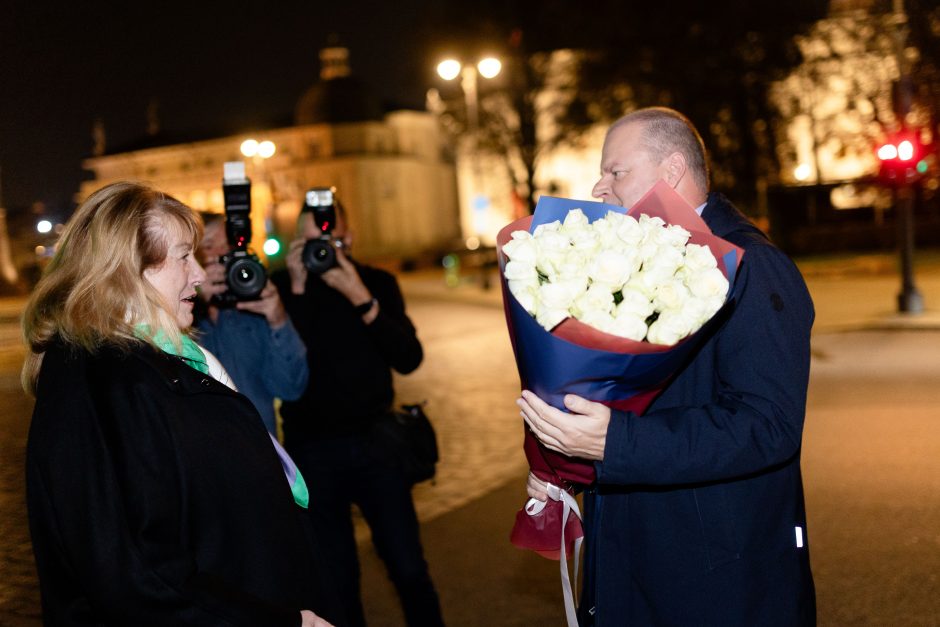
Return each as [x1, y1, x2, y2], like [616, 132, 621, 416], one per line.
[519, 107, 816, 626]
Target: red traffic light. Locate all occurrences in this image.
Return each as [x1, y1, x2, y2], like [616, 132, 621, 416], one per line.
[877, 131, 929, 186]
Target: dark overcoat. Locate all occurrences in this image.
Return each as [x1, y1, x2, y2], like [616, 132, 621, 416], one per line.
[26, 341, 338, 626]
[581, 193, 816, 626]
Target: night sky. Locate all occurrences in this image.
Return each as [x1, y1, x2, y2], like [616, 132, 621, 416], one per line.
[0, 1, 464, 215]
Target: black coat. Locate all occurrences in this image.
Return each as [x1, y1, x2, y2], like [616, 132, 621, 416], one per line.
[26, 341, 336, 626]
[583, 194, 817, 626]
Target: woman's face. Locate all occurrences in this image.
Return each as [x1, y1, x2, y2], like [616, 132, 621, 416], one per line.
[143, 219, 206, 328]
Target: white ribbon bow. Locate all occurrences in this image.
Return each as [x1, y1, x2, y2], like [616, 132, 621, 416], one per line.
[524, 481, 583, 627]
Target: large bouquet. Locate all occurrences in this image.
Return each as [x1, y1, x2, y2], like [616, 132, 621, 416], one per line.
[498, 181, 744, 562]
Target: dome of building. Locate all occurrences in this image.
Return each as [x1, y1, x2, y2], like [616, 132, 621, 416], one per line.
[294, 46, 382, 125]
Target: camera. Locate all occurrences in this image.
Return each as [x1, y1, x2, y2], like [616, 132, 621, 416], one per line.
[301, 187, 345, 275]
[214, 162, 267, 305]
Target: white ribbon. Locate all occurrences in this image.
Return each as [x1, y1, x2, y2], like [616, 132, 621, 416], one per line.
[525, 481, 583, 627]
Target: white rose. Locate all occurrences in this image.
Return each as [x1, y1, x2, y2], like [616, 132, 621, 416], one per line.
[588, 249, 639, 290]
[654, 223, 691, 249]
[533, 229, 570, 278]
[503, 260, 538, 282]
[571, 283, 615, 319]
[578, 308, 616, 334]
[533, 220, 561, 237]
[561, 208, 589, 233]
[536, 306, 569, 331]
[555, 249, 591, 281]
[502, 235, 539, 266]
[646, 308, 697, 346]
[630, 264, 677, 296]
[569, 228, 601, 256]
[643, 244, 685, 275]
[616, 286, 655, 320]
[638, 213, 666, 235]
[687, 266, 730, 300]
[508, 277, 540, 314]
[683, 243, 718, 272]
[616, 215, 644, 246]
[606, 311, 648, 341]
[538, 278, 585, 311]
[653, 278, 692, 312]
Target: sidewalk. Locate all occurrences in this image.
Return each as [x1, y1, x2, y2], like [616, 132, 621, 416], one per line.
[399, 249, 940, 333]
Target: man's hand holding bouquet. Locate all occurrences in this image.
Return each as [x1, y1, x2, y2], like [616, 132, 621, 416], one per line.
[496, 181, 743, 619]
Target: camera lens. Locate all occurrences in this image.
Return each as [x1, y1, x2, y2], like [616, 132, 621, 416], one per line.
[226, 255, 266, 299]
[302, 238, 338, 275]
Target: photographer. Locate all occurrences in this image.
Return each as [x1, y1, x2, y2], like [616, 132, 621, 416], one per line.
[195, 211, 308, 436]
[272, 194, 444, 627]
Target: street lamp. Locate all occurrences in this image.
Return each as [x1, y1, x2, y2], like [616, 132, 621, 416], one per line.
[436, 57, 502, 146]
[240, 139, 276, 160]
[437, 56, 502, 252]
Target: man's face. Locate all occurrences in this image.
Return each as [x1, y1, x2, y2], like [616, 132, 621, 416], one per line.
[197, 220, 228, 266]
[591, 122, 669, 208]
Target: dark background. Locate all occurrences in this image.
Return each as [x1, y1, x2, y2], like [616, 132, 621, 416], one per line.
[0, 1, 462, 213]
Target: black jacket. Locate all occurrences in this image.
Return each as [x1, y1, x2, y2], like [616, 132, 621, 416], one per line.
[26, 341, 336, 626]
[273, 262, 422, 442]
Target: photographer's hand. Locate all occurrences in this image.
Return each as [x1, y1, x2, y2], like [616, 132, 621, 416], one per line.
[196, 261, 228, 303]
[286, 237, 308, 295]
[236, 280, 289, 328]
[322, 249, 378, 323]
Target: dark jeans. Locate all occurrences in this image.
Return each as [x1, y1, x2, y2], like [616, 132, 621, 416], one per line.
[290, 435, 444, 627]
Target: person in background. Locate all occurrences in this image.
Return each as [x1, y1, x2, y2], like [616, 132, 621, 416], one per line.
[23, 181, 338, 626]
[194, 211, 308, 436]
[272, 197, 444, 627]
[520, 107, 816, 626]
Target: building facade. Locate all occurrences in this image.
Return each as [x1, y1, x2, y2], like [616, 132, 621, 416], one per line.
[80, 48, 461, 269]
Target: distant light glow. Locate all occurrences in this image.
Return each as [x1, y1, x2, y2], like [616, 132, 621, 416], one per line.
[437, 59, 461, 81]
[917, 160, 928, 174]
[477, 57, 502, 79]
[37, 219, 52, 234]
[877, 143, 898, 160]
[898, 140, 914, 161]
[466, 236, 481, 250]
[35, 245, 45, 255]
[240, 139, 259, 157]
[793, 163, 812, 181]
[257, 140, 276, 159]
[263, 237, 281, 256]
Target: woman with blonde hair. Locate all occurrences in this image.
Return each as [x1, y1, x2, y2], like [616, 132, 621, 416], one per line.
[23, 182, 338, 626]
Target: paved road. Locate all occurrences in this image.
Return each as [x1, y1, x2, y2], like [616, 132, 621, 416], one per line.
[1, 256, 940, 626]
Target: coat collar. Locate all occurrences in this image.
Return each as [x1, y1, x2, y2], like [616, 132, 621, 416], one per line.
[700, 192, 767, 242]
[123, 341, 231, 397]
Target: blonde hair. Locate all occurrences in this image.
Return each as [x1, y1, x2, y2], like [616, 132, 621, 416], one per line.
[610, 107, 710, 194]
[21, 181, 203, 395]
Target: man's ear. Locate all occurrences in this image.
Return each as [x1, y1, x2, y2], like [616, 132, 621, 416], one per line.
[664, 152, 687, 188]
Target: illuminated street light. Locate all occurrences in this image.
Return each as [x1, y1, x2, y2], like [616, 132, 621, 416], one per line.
[36, 219, 52, 234]
[436, 56, 502, 139]
[436, 55, 503, 247]
[241, 138, 276, 159]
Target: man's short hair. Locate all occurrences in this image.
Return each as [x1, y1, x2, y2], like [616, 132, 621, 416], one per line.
[611, 107, 710, 193]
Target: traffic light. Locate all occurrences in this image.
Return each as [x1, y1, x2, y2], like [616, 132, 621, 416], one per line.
[263, 235, 283, 258]
[877, 131, 930, 186]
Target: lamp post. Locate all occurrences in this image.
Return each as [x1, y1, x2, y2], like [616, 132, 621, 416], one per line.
[436, 56, 501, 251]
[436, 57, 502, 152]
[885, 0, 925, 314]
